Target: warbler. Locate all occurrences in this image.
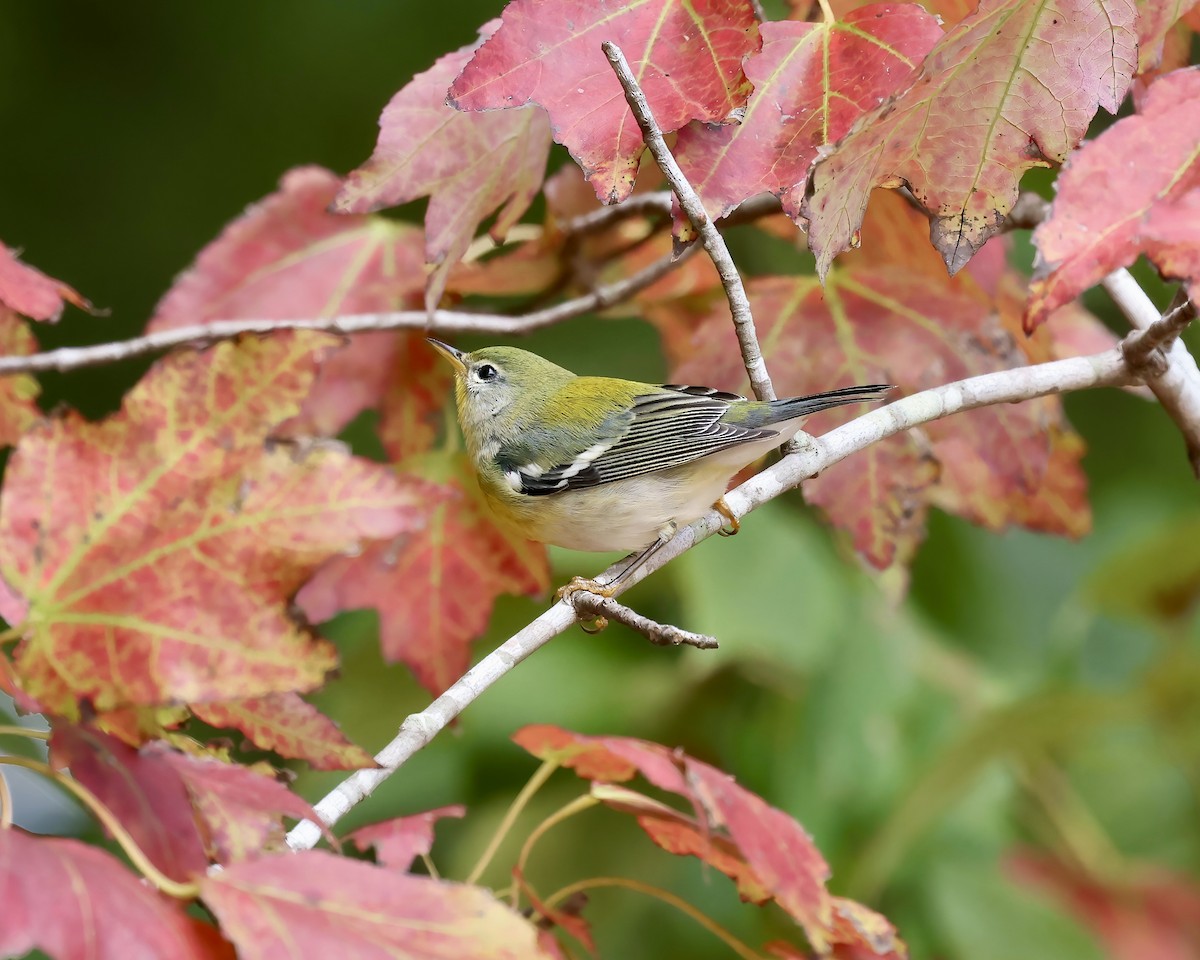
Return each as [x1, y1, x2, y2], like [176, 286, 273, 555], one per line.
[428, 339, 891, 590]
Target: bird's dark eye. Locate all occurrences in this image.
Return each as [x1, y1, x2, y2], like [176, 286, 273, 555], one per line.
[477, 363, 499, 382]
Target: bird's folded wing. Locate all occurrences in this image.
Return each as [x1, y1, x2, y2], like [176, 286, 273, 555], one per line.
[502, 389, 775, 496]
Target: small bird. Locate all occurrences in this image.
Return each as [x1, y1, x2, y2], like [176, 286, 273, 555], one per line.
[428, 339, 891, 594]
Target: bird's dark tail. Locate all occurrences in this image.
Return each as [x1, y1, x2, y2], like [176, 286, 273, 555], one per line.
[774, 383, 894, 418]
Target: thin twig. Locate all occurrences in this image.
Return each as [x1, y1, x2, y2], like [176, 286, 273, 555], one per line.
[561, 190, 782, 238]
[602, 42, 780, 406]
[560, 192, 673, 235]
[1103, 270, 1200, 476]
[570, 594, 719, 649]
[1120, 287, 1197, 372]
[0, 244, 698, 377]
[286, 344, 1136, 851]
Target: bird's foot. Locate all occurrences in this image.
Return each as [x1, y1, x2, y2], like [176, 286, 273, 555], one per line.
[714, 497, 740, 537]
[556, 576, 617, 603]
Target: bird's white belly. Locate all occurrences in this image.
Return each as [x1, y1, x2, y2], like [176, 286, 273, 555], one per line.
[527, 461, 736, 553]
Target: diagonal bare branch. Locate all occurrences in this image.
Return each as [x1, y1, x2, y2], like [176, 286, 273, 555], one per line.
[286, 343, 1137, 851]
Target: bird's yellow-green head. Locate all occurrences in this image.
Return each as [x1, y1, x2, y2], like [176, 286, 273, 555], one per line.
[427, 339, 576, 446]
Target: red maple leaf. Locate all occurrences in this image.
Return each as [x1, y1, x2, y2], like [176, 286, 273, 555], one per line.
[348, 805, 466, 871]
[192, 692, 376, 771]
[336, 22, 552, 311]
[675, 7, 943, 225]
[0, 332, 436, 725]
[149, 166, 429, 438]
[297, 456, 549, 696]
[1026, 67, 1200, 329]
[0, 828, 217, 959]
[514, 725, 904, 956]
[806, 0, 1137, 278]
[200, 850, 555, 959]
[657, 191, 1092, 567]
[448, 0, 760, 204]
[0, 240, 92, 322]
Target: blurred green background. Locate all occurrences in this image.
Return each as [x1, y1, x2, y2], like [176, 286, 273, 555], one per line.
[3, 4, 1199, 959]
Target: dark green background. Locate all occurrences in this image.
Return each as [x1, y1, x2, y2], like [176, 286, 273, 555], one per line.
[4, 4, 1198, 959]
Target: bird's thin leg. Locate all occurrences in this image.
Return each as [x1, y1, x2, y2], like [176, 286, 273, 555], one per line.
[556, 522, 677, 604]
[714, 496, 740, 537]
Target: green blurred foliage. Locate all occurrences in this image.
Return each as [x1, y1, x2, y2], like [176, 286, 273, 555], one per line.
[5, 4, 1199, 959]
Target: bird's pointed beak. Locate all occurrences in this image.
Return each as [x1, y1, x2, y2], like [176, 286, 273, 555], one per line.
[427, 338, 467, 375]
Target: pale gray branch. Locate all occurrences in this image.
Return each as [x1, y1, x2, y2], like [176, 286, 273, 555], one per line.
[0, 243, 697, 377]
[1102, 269, 1200, 476]
[286, 344, 1136, 851]
[601, 41, 779, 406]
[570, 593, 719, 649]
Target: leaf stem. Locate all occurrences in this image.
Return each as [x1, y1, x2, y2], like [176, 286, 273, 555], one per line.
[0, 755, 200, 899]
[0, 768, 12, 830]
[513, 793, 599, 906]
[0, 725, 49, 742]
[816, 0, 836, 23]
[465, 758, 559, 886]
[544, 875, 765, 960]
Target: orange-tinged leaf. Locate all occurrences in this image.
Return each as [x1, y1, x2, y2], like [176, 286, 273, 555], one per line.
[192, 692, 377, 770]
[592, 782, 772, 904]
[806, 0, 1137, 278]
[155, 745, 323, 864]
[348, 805, 466, 871]
[674, 8, 943, 225]
[150, 166, 428, 437]
[297, 458, 549, 696]
[448, 0, 760, 204]
[1027, 67, 1200, 328]
[336, 23, 551, 312]
[0, 239, 92, 322]
[513, 726, 905, 955]
[0, 332, 432, 718]
[0, 828, 213, 960]
[200, 850, 555, 960]
[49, 727, 209, 883]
